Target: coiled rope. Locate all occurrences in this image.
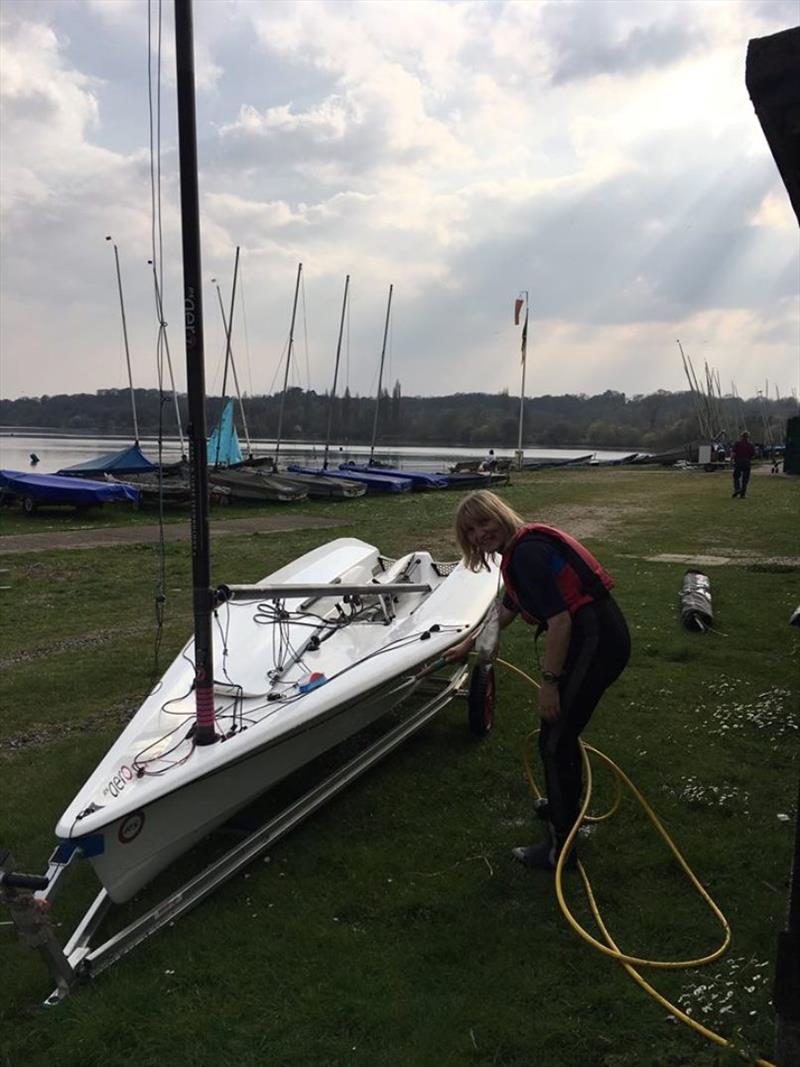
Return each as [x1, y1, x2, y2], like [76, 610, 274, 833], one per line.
[495, 656, 776, 1067]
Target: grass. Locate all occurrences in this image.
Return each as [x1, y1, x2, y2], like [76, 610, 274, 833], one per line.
[1, 466, 798, 1067]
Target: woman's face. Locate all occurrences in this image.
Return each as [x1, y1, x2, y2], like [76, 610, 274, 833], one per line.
[464, 513, 508, 555]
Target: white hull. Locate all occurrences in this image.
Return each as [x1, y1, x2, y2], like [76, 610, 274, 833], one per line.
[56, 539, 498, 902]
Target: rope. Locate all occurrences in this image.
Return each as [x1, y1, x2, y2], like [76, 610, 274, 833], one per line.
[493, 655, 776, 1067]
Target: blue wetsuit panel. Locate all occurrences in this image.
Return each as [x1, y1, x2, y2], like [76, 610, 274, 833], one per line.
[502, 537, 568, 623]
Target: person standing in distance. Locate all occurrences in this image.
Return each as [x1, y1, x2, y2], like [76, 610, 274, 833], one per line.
[445, 490, 631, 870]
[731, 430, 756, 498]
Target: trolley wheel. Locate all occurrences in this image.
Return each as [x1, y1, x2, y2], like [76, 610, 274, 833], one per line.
[468, 663, 495, 738]
[22, 495, 36, 516]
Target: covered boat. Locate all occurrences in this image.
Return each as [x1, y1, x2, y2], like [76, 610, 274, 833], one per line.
[340, 462, 448, 490]
[57, 443, 156, 479]
[522, 453, 594, 470]
[270, 469, 366, 499]
[53, 538, 498, 903]
[0, 470, 139, 513]
[287, 463, 412, 493]
[208, 467, 308, 503]
[440, 470, 510, 489]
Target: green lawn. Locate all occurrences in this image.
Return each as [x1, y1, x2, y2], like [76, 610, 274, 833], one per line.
[1, 466, 798, 1067]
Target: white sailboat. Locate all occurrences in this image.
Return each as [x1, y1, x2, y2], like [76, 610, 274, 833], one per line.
[0, 0, 498, 1002]
[55, 539, 497, 904]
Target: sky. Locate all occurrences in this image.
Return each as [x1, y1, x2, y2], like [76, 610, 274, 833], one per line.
[1, 0, 798, 405]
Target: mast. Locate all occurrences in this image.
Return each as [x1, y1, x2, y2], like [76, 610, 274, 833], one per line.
[369, 284, 393, 464]
[212, 247, 253, 459]
[738, 381, 750, 435]
[218, 247, 239, 419]
[677, 340, 711, 440]
[516, 291, 529, 468]
[323, 274, 350, 470]
[105, 236, 140, 443]
[275, 262, 302, 461]
[212, 280, 253, 460]
[174, 0, 216, 746]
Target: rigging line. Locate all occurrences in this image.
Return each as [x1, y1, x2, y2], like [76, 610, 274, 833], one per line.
[145, 0, 169, 679]
[156, 0, 164, 305]
[267, 338, 289, 396]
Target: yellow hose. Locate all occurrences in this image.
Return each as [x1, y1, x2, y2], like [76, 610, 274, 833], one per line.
[493, 655, 776, 1067]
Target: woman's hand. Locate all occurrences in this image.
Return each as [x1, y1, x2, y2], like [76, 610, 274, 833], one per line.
[444, 637, 474, 663]
[538, 681, 561, 722]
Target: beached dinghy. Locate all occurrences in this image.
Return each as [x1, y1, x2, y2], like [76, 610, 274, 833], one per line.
[287, 463, 412, 493]
[53, 538, 498, 904]
[0, 3, 496, 1001]
[340, 462, 448, 490]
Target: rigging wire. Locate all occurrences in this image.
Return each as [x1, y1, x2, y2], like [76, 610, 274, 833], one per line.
[267, 338, 290, 397]
[146, 0, 169, 680]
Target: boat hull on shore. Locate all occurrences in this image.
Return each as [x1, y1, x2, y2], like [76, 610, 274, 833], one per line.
[55, 538, 498, 902]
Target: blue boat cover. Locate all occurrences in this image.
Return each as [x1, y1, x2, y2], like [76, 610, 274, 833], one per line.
[340, 463, 448, 489]
[287, 464, 411, 493]
[208, 399, 244, 467]
[57, 443, 156, 477]
[0, 470, 139, 506]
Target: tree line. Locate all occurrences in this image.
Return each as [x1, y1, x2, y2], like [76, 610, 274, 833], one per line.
[1, 386, 794, 452]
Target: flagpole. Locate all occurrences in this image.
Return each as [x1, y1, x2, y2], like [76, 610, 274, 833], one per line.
[515, 290, 528, 470]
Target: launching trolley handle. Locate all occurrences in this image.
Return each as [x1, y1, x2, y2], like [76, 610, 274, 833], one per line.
[216, 582, 432, 604]
[0, 850, 49, 891]
[0, 871, 50, 891]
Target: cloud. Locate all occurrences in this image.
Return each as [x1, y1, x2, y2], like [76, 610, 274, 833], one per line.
[745, 0, 800, 28]
[542, 0, 703, 85]
[0, 0, 797, 404]
[0, 18, 104, 216]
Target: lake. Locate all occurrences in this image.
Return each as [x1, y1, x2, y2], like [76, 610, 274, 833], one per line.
[0, 431, 636, 475]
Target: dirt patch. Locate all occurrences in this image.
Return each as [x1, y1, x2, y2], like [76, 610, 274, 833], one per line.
[0, 513, 348, 555]
[539, 503, 648, 544]
[645, 552, 800, 568]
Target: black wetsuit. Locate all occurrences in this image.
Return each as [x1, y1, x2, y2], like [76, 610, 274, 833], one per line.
[503, 534, 631, 839]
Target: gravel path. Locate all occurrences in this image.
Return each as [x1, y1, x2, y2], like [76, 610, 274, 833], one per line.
[0, 513, 348, 555]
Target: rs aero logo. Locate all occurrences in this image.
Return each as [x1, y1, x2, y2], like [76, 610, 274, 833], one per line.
[118, 810, 146, 845]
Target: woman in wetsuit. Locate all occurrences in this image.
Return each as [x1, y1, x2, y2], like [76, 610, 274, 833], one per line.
[446, 490, 631, 869]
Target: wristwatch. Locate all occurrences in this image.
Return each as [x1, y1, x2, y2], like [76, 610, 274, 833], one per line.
[541, 670, 562, 684]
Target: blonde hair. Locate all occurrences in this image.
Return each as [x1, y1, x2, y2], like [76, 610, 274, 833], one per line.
[454, 490, 524, 572]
